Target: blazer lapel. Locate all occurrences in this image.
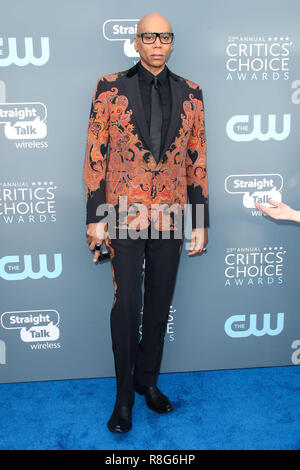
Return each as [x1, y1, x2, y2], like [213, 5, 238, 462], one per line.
[123, 64, 184, 167]
[160, 69, 183, 160]
[123, 64, 153, 154]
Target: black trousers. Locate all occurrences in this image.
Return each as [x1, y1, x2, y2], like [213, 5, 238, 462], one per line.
[107, 225, 184, 405]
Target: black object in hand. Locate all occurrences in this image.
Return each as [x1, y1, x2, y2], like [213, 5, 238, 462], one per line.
[95, 240, 110, 263]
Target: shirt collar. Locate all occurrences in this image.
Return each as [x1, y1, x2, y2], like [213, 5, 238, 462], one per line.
[137, 60, 168, 85]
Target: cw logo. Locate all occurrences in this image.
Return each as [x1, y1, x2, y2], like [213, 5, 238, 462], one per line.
[226, 114, 291, 141]
[0, 37, 50, 67]
[225, 312, 284, 338]
[0, 340, 6, 365]
[0, 254, 62, 280]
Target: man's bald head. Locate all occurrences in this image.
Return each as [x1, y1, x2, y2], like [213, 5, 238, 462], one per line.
[137, 12, 172, 34]
[134, 12, 173, 75]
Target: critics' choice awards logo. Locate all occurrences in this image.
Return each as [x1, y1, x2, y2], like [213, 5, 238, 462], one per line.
[0, 37, 50, 67]
[224, 312, 284, 338]
[226, 114, 291, 142]
[0, 253, 62, 281]
[139, 305, 176, 342]
[225, 174, 282, 213]
[0, 181, 57, 224]
[224, 246, 286, 287]
[1, 310, 61, 350]
[226, 35, 292, 81]
[103, 19, 140, 58]
[0, 100, 48, 148]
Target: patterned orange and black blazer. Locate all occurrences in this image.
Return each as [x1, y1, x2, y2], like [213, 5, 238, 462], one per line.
[83, 62, 209, 230]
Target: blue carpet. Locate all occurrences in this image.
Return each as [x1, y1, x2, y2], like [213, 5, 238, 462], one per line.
[0, 366, 299, 450]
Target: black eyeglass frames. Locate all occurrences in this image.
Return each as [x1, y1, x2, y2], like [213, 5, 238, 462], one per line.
[136, 32, 174, 44]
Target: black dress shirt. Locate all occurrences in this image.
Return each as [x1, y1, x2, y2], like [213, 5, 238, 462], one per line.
[137, 61, 171, 157]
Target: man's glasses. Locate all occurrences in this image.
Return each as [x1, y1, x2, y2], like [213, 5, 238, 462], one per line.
[136, 32, 174, 44]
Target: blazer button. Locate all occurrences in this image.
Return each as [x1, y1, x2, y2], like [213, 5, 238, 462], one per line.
[151, 183, 157, 199]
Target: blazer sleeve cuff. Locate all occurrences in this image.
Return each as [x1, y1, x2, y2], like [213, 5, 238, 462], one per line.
[190, 202, 210, 229]
[85, 181, 108, 225]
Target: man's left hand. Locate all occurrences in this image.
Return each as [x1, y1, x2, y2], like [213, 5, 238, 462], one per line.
[188, 228, 208, 256]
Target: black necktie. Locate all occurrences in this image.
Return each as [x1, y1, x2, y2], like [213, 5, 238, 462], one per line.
[150, 77, 163, 163]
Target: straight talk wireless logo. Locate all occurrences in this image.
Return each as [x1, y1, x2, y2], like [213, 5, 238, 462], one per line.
[103, 19, 140, 58]
[0, 81, 48, 149]
[1, 310, 61, 351]
[225, 174, 283, 215]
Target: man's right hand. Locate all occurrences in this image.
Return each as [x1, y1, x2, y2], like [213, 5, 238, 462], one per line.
[254, 200, 299, 222]
[86, 222, 110, 262]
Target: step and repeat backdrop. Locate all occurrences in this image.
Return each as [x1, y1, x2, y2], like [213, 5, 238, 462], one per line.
[1, 0, 300, 383]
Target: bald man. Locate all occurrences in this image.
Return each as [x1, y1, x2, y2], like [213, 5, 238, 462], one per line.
[83, 12, 209, 433]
